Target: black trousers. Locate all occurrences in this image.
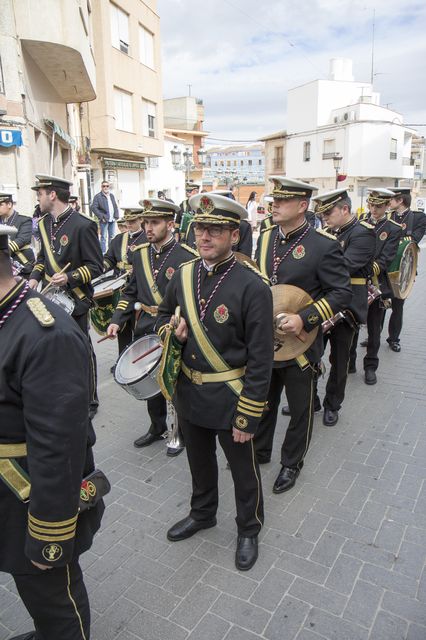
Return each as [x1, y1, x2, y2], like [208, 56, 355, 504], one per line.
[147, 393, 168, 435]
[324, 322, 355, 412]
[180, 418, 263, 537]
[254, 364, 315, 469]
[364, 298, 386, 371]
[73, 312, 98, 409]
[117, 320, 134, 354]
[387, 298, 404, 343]
[12, 560, 90, 640]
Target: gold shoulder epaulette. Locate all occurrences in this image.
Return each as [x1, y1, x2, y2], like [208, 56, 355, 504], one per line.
[180, 243, 199, 256]
[179, 257, 199, 268]
[242, 261, 269, 284]
[388, 218, 402, 228]
[360, 220, 374, 229]
[316, 228, 337, 240]
[79, 212, 96, 222]
[260, 225, 276, 235]
[138, 242, 150, 249]
[27, 298, 55, 327]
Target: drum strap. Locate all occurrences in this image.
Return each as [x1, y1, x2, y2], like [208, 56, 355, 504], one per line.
[140, 246, 163, 305]
[181, 262, 243, 397]
[39, 218, 85, 300]
[258, 229, 272, 278]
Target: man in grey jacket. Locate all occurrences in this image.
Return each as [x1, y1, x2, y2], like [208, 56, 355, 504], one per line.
[91, 181, 119, 251]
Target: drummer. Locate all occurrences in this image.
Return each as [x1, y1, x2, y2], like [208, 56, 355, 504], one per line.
[106, 198, 198, 453]
[28, 174, 103, 418]
[385, 187, 426, 352]
[253, 176, 352, 494]
[183, 190, 253, 258]
[352, 188, 402, 385]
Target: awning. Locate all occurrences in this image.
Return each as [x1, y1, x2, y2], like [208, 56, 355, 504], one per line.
[44, 118, 76, 147]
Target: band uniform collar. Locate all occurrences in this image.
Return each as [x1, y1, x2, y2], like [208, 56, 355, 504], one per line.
[152, 235, 175, 254]
[337, 216, 357, 234]
[0, 279, 27, 315]
[278, 219, 309, 241]
[203, 253, 235, 274]
[55, 206, 73, 222]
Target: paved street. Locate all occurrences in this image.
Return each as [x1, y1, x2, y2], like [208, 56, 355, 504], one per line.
[1, 250, 426, 640]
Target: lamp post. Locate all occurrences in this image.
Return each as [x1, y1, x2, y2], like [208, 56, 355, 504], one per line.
[332, 154, 343, 189]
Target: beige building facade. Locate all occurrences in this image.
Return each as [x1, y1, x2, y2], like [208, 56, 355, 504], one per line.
[0, 0, 95, 214]
[87, 0, 163, 208]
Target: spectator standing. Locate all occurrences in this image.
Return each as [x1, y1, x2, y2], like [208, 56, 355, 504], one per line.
[91, 181, 119, 252]
[246, 191, 258, 229]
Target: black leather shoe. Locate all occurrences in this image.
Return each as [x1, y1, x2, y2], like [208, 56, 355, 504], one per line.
[166, 444, 184, 457]
[235, 535, 258, 571]
[348, 364, 356, 374]
[360, 339, 368, 347]
[133, 431, 165, 448]
[167, 515, 216, 541]
[10, 633, 36, 640]
[273, 466, 300, 494]
[282, 397, 321, 416]
[388, 341, 401, 352]
[323, 408, 339, 426]
[364, 369, 377, 385]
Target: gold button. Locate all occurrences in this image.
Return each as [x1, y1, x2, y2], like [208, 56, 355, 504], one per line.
[207, 272, 212, 277]
[155, 254, 159, 259]
[280, 240, 285, 245]
[191, 354, 196, 360]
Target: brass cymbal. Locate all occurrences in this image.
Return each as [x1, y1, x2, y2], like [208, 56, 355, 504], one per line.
[272, 284, 319, 361]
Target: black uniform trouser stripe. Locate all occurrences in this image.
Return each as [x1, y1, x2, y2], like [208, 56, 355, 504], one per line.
[12, 559, 90, 640]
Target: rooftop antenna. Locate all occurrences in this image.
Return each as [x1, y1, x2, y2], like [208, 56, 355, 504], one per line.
[370, 8, 376, 85]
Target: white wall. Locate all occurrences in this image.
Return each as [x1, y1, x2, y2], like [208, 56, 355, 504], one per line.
[142, 139, 186, 204]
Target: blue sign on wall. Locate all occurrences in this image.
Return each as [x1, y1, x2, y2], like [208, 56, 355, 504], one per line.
[0, 129, 23, 148]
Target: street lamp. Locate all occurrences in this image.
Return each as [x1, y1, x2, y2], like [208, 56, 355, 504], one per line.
[332, 154, 343, 189]
[197, 147, 207, 167]
[170, 144, 181, 168]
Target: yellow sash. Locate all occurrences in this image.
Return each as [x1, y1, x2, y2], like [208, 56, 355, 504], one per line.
[38, 217, 85, 300]
[181, 262, 243, 396]
[258, 229, 272, 278]
[121, 232, 129, 264]
[140, 245, 163, 305]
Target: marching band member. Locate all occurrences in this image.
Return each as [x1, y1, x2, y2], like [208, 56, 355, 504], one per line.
[254, 177, 352, 493]
[0, 192, 35, 277]
[0, 225, 104, 640]
[386, 187, 426, 352]
[157, 192, 273, 571]
[312, 189, 375, 426]
[28, 174, 103, 418]
[107, 198, 197, 452]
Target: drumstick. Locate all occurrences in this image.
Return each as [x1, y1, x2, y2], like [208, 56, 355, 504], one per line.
[97, 335, 116, 344]
[40, 263, 71, 295]
[132, 343, 162, 364]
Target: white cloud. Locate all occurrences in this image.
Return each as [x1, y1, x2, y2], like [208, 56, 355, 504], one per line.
[158, 0, 426, 141]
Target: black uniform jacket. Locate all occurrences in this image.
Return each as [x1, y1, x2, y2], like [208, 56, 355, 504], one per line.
[103, 228, 146, 274]
[0, 283, 103, 573]
[157, 256, 274, 434]
[111, 237, 198, 336]
[3, 211, 35, 275]
[362, 214, 402, 298]
[30, 208, 103, 316]
[184, 218, 253, 258]
[332, 217, 376, 324]
[256, 220, 352, 364]
[389, 208, 426, 245]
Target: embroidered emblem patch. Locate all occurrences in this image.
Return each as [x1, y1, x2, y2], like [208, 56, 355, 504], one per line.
[80, 480, 96, 502]
[235, 415, 248, 430]
[214, 304, 229, 323]
[308, 313, 319, 325]
[72, 270, 79, 279]
[59, 234, 68, 247]
[199, 196, 215, 215]
[379, 231, 388, 241]
[142, 199, 152, 209]
[42, 544, 63, 562]
[129, 244, 137, 251]
[292, 245, 305, 260]
[166, 266, 175, 280]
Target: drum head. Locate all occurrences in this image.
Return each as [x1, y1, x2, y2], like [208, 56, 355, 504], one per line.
[389, 241, 418, 299]
[272, 284, 319, 361]
[94, 275, 127, 299]
[114, 334, 163, 399]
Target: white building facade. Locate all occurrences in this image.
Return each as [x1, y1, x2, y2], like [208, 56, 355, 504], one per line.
[286, 59, 415, 211]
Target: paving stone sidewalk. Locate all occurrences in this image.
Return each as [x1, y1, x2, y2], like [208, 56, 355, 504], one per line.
[1, 251, 426, 640]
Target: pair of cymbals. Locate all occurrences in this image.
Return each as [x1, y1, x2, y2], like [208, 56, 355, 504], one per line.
[272, 284, 319, 361]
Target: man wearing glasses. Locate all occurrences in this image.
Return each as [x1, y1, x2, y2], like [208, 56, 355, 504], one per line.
[91, 181, 119, 252]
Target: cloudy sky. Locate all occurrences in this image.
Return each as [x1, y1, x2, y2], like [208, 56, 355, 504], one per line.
[157, 0, 426, 143]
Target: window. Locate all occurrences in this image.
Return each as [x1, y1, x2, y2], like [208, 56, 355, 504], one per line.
[322, 138, 336, 159]
[139, 25, 154, 68]
[303, 141, 311, 162]
[110, 3, 129, 54]
[258, 159, 262, 165]
[240, 160, 244, 166]
[248, 159, 253, 166]
[148, 157, 159, 168]
[390, 138, 397, 160]
[226, 160, 231, 167]
[114, 88, 133, 132]
[142, 100, 156, 137]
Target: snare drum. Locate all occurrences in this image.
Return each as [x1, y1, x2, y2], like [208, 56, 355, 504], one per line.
[388, 239, 418, 299]
[90, 274, 127, 335]
[43, 288, 75, 315]
[114, 334, 163, 400]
